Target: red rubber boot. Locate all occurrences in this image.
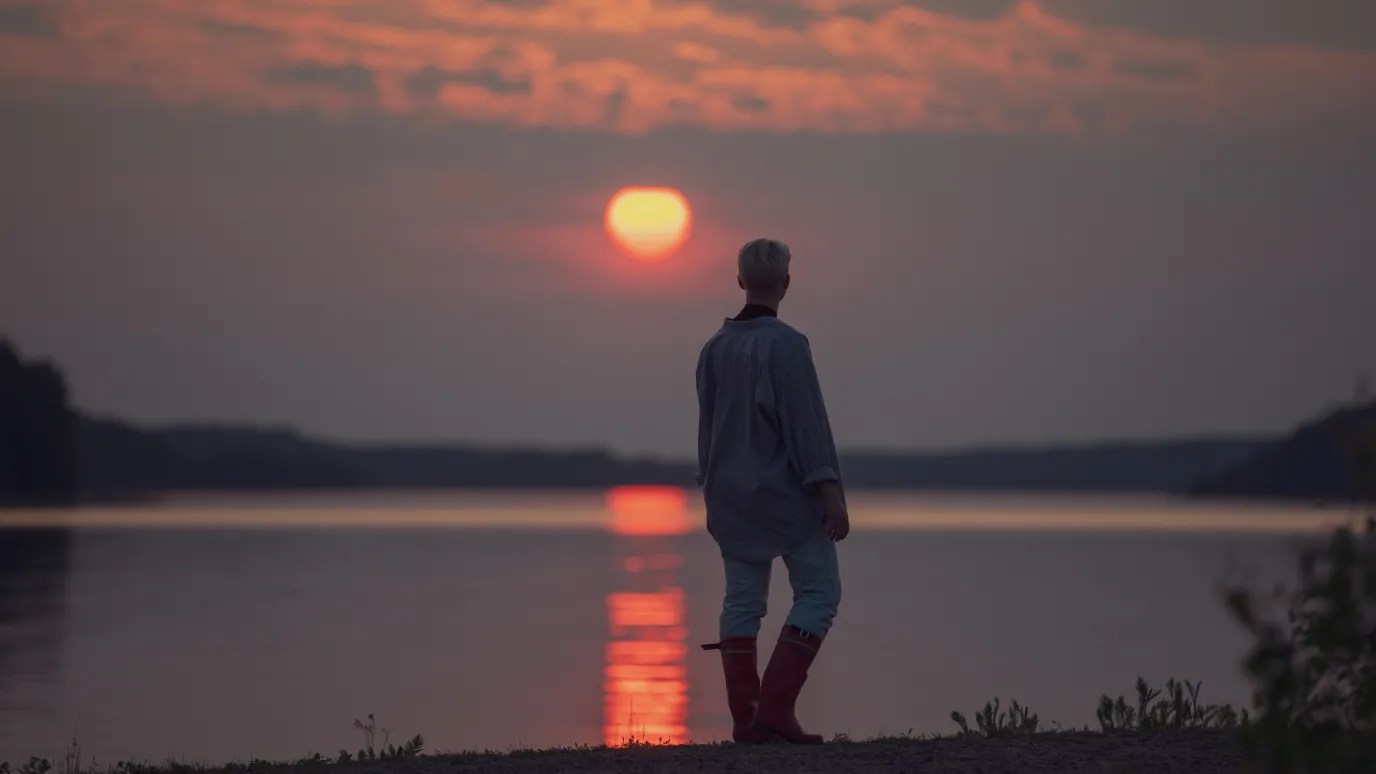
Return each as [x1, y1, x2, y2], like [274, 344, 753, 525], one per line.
[703, 637, 768, 743]
[752, 625, 826, 744]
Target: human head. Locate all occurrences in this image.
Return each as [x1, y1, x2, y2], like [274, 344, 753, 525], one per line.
[736, 238, 791, 306]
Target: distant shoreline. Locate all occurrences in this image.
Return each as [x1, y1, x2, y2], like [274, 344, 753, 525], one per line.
[6, 401, 1371, 510]
[72, 414, 1276, 499]
[72, 401, 1369, 503]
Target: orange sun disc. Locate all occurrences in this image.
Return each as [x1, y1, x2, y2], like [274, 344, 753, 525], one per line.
[605, 187, 692, 261]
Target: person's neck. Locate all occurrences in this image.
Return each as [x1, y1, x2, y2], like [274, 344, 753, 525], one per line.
[744, 297, 780, 312]
[732, 299, 780, 322]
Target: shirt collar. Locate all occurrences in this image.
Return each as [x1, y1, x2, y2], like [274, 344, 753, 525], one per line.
[732, 303, 778, 322]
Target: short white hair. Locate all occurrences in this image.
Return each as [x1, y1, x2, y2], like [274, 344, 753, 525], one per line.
[737, 238, 791, 293]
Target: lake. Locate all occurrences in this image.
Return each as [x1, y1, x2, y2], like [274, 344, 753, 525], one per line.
[0, 489, 1353, 764]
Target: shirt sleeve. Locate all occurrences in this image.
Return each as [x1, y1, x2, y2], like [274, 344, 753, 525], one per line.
[694, 346, 712, 487]
[774, 336, 841, 491]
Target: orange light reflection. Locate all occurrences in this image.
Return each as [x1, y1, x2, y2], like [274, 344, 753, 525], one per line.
[603, 486, 691, 746]
[607, 486, 692, 536]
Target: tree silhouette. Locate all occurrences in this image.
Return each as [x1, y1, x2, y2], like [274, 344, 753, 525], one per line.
[0, 338, 77, 506]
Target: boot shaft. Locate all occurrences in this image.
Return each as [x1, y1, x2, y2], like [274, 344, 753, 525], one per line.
[761, 625, 822, 699]
[704, 636, 763, 743]
[715, 636, 761, 703]
[754, 625, 826, 744]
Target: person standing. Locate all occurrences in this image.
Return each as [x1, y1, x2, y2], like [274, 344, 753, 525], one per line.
[696, 238, 850, 745]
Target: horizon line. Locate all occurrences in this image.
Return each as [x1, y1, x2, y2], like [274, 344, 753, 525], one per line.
[78, 409, 1286, 462]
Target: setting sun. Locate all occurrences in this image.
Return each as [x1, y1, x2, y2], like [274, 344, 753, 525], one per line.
[604, 187, 692, 261]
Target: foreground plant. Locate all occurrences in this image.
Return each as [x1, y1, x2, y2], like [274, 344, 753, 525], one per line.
[340, 714, 423, 762]
[1096, 677, 1242, 733]
[1225, 515, 1376, 773]
[948, 677, 1240, 740]
[0, 760, 53, 774]
[950, 697, 1040, 738]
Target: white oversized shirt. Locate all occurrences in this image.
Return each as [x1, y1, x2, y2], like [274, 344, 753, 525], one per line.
[695, 314, 844, 561]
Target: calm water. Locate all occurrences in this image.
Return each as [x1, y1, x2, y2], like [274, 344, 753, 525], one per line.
[0, 490, 1350, 764]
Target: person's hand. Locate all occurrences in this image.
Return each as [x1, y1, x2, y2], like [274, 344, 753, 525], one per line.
[818, 482, 850, 542]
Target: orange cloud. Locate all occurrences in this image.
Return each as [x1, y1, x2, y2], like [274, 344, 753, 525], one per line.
[673, 41, 719, 64]
[0, 0, 1372, 134]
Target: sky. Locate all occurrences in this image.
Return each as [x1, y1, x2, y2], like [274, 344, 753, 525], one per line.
[1, 0, 1374, 457]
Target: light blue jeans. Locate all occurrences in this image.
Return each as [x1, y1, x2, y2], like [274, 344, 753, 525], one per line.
[719, 526, 841, 639]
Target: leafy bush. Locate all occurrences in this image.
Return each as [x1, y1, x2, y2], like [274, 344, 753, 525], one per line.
[1225, 516, 1376, 773]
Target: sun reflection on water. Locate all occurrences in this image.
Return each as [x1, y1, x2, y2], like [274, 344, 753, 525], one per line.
[604, 486, 691, 746]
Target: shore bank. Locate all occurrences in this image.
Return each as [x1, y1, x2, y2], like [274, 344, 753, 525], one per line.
[436, 732, 1239, 773]
[40, 732, 1238, 774]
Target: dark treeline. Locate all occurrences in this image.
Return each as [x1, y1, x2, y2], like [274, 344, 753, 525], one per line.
[1191, 401, 1376, 502]
[0, 339, 77, 506]
[73, 418, 1269, 496]
[3, 338, 1373, 504]
[76, 418, 694, 494]
[841, 439, 1269, 493]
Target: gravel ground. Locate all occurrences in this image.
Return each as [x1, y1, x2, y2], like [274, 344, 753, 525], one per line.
[336, 732, 1244, 774]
